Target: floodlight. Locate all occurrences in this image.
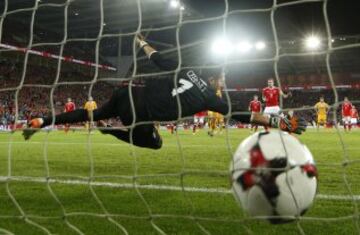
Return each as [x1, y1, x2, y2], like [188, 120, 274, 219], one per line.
[305, 36, 321, 50]
[211, 38, 232, 56]
[170, 0, 179, 8]
[236, 41, 252, 53]
[255, 41, 266, 50]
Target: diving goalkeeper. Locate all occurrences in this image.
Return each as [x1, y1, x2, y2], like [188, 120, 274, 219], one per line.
[23, 35, 306, 149]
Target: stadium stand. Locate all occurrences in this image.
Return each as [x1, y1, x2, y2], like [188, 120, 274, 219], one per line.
[0, 58, 114, 129]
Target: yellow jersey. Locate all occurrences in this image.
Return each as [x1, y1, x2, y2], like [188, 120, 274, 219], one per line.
[214, 86, 223, 120]
[208, 80, 223, 119]
[84, 101, 97, 111]
[314, 102, 329, 116]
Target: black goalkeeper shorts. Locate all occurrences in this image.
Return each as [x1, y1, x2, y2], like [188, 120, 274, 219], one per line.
[95, 87, 149, 126]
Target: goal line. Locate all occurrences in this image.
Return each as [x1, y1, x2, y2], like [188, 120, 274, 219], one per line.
[0, 176, 357, 202]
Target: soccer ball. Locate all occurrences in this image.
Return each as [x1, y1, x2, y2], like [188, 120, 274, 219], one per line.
[230, 130, 317, 224]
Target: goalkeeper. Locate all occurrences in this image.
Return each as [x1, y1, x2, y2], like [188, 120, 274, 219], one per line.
[23, 35, 306, 149]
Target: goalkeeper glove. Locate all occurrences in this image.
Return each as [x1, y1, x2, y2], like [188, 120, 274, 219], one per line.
[135, 34, 148, 48]
[269, 115, 307, 135]
[23, 118, 44, 140]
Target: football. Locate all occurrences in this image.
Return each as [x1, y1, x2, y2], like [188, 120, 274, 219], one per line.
[230, 130, 317, 224]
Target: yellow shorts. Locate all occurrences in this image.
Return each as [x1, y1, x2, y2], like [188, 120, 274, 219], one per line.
[317, 115, 327, 124]
[215, 113, 224, 123]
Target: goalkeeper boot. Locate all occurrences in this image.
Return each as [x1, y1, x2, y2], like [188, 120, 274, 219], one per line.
[23, 118, 44, 140]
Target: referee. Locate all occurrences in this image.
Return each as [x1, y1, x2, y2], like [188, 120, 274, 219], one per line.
[23, 35, 306, 149]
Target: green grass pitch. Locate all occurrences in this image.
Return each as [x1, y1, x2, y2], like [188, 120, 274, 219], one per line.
[0, 128, 359, 235]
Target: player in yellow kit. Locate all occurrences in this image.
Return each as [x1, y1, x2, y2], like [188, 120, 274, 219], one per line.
[84, 96, 98, 130]
[207, 76, 225, 136]
[314, 97, 329, 130]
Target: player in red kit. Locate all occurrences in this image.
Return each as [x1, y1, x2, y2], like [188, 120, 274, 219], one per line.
[342, 97, 352, 132]
[64, 98, 76, 133]
[193, 111, 206, 134]
[262, 78, 290, 116]
[350, 105, 359, 129]
[248, 95, 262, 132]
[262, 79, 291, 130]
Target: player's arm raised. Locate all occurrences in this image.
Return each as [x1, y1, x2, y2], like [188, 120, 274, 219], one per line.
[280, 89, 291, 99]
[136, 34, 156, 57]
[262, 89, 266, 102]
[135, 34, 178, 71]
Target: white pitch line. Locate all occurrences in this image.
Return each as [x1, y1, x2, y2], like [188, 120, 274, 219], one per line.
[0, 141, 128, 146]
[0, 141, 227, 148]
[2, 142, 360, 151]
[0, 176, 359, 201]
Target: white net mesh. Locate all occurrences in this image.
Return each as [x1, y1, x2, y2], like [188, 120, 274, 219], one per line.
[0, 0, 360, 234]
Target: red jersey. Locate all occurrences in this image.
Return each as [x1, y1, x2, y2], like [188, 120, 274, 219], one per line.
[195, 111, 207, 117]
[262, 87, 280, 107]
[342, 101, 352, 116]
[64, 102, 76, 112]
[249, 100, 261, 113]
[351, 108, 359, 119]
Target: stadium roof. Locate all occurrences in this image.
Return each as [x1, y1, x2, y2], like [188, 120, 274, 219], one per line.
[1, 0, 360, 80]
[1, 0, 200, 38]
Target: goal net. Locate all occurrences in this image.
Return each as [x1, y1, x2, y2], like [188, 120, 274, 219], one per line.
[0, 0, 359, 234]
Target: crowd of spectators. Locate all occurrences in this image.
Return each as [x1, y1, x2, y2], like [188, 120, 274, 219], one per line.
[0, 59, 115, 128]
[1, 57, 359, 129]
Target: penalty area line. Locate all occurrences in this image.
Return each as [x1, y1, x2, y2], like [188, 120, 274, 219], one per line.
[0, 176, 358, 201]
[0, 141, 226, 148]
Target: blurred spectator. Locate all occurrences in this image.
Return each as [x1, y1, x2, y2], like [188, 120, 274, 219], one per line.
[0, 58, 359, 127]
[0, 59, 114, 125]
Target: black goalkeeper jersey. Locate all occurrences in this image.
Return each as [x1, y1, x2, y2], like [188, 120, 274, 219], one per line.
[143, 52, 229, 121]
